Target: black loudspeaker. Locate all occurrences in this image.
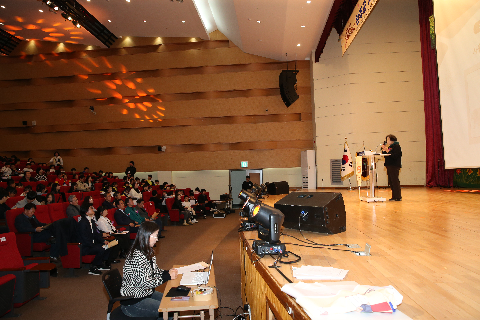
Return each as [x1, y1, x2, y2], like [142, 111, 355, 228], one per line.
[274, 192, 346, 234]
[279, 70, 299, 107]
[267, 181, 289, 195]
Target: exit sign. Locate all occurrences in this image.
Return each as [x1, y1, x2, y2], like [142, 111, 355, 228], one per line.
[241, 161, 248, 168]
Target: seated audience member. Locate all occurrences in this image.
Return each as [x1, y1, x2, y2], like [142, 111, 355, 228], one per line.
[66, 195, 81, 218]
[80, 196, 95, 212]
[35, 168, 48, 181]
[71, 168, 77, 177]
[13, 191, 41, 209]
[146, 175, 153, 186]
[120, 222, 178, 318]
[23, 163, 34, 173]
[76, 175, 91, 192]
[78, 206, 115, 275]
[6, 187, 16, 198]
[20, 185, 33, 197]
[113, 192, 122, 202]
[182, 196, 198, 223]
[45, 193, 55, 205]
[49, 165, 56, 174]
[128, 182, 142, 202]
[36, 183, 46, 195]
[20, 171, 33, 183]
[102, 193, 115, 209]
[122, 186, 131, 197]
[49, 152, 63, 166]
[14, 203, 78, 261]
[36, 184, 47, 203]
[150, 190, 163, 211]
[194, 187, 201, 194]
[1, 164, 12, 179]
[95, 206, 130, 258]
[114, 199, 139, 232]
[86, 175, 94, 191]
[154, 180, 160, 186]
[83, 167, 90, 175]
[197, 189, 213, 219]
[135, 199, 164, 236]
[172, 193, 192, 226]
[111, 182, 118, 192]
[6, 179, 15, 189]
[55, 173, 68, 186]
[0, 191, 10, 220]
[50, 182, 66, 202]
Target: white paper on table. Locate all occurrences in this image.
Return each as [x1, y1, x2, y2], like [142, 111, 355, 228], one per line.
[176, 262, 209, 274]
[292, 265, 349, 280]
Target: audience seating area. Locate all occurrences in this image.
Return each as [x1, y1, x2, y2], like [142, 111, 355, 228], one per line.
[0, 157, 214, 315]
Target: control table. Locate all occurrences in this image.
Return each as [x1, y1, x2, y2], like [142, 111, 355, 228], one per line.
[159, 265, 218, 320]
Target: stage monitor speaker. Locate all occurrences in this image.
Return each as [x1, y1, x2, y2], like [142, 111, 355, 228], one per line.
[274, 192, 346, 234]
[279, 70, 299, 107]
[267, 181, 289, 195]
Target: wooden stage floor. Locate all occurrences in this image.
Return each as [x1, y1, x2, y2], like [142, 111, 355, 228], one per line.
[260, 187, 480, 320]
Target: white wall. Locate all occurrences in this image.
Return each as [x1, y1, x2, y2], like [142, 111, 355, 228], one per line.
[172, 170, 230, 200]
[312, 0, 426, 187]
[263, 167, 302, 188]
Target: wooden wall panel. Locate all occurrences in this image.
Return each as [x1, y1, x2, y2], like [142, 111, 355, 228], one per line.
[0, 36, 313, 171]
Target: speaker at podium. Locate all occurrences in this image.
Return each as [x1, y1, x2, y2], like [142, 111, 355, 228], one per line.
[274, 192, 346, 234]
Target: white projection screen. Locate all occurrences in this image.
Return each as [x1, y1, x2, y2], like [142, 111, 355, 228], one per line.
[435, 0, 480, 168]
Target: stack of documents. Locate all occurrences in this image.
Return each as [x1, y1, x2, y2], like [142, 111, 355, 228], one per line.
[292, 265, 348, 280]
[176, 262, 209, 274]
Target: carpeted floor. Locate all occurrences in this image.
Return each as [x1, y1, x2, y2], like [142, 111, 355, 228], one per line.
[11, 211, 242, 320]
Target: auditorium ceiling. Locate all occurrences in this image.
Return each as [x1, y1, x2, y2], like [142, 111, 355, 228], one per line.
[0, 0, 334, 61]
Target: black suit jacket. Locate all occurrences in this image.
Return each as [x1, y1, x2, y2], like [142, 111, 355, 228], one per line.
[114, 209, 134, 226]
[15, 213, 45, 233]
[383, 142, 402, 168]
[77, 217, 104, 249]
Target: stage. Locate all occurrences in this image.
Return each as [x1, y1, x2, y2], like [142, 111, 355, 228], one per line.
[256, 187, 480, 320]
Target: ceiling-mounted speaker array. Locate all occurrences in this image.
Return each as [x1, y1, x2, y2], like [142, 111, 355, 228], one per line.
[279, 70, 299, 107]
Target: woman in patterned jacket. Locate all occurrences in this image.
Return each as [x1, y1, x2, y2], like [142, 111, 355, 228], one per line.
[120, 221, 178, 318]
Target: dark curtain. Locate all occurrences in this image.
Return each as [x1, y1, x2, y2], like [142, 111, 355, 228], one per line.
[417, 0, 454, 187]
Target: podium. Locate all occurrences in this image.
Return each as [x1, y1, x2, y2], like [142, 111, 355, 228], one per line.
[356, 151, 388, 202]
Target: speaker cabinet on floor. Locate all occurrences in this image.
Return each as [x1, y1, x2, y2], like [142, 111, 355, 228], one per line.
[267, 181, 289, 195]
[274, 192, 346, 234]
[279, 70, 299, 107]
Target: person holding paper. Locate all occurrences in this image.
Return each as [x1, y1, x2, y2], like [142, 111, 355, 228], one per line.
[121, 222, 178, 318]
[78, 206, 118, 275]
[95, 206, 130, 259]
[381, 134, 402, 201]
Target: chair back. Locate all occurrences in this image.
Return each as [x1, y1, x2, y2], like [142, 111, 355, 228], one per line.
[0, 232, 24, 269]
[102, 268, 123, 301]
[142, 191, 152, 202]
[165, 197, 175, 211]
[144, 201, 155, 216]
[5, 208, 25, 233]
[93, 198, 103, 209]
[48, 203, 66, 222]
[6, 196, 23, 209]
[34, 205, 52, 224]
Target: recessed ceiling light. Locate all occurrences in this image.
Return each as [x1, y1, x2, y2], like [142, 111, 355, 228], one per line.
[144, 20, 146, 22]
[301, 25, 305, 28]
[39, 9, 43, 12]
[297, 44, 301, 46]
[257, 20, 261, 23]
[1, 5, 5, 8]
[307, 1, 311, 3]
[182, 20, 185, 23]
[126, 0, 130, 2]
[108, 20, 111, 22]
